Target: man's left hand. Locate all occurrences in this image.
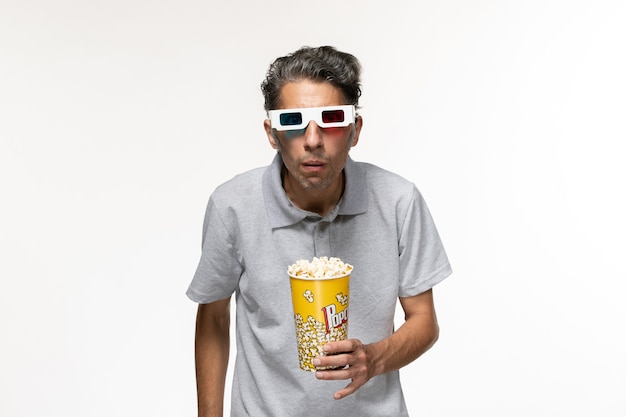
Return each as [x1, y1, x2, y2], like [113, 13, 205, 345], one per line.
[312, 339, 379, 400]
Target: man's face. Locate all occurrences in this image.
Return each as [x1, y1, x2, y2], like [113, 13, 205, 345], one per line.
[264, 80, 362, 193]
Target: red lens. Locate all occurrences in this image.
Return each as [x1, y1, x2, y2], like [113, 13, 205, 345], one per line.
[321, 110, 345, 123]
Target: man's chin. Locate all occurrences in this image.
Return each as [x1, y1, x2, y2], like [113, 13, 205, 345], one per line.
[297, 177, 331, 191]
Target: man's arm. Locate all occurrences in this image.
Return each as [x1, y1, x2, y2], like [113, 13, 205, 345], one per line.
[313, 288, 439, 400]
[194, 297, 231, 417]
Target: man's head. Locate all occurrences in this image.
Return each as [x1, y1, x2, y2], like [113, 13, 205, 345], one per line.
[261, 46, 364, 213]
[261, 46, 362, 112]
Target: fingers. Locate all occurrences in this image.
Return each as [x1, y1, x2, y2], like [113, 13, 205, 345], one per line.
[313, 339, 373, 400]
[312, 340, 357, 371]
[313, 349, 352, 379]
[315, 366, 351, 380]
[315, 366, 361, 401]
[315, 364, 365, 401]
[333, 382, 359, 400]
[322, 339, 358, 354]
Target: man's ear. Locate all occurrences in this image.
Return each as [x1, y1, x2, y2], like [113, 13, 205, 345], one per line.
[264, 119, 279, 150]
[351, 116, 363, 147]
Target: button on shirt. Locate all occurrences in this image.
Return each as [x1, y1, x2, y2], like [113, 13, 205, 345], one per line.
[187, 153, 452, 417]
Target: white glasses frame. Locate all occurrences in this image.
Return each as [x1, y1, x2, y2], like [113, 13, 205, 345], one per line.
[268, 105, 356, 131]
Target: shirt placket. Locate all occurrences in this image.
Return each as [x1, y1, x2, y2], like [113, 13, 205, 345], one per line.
[313, 220, 331, 257]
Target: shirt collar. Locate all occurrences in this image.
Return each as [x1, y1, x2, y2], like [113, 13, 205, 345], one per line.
[262, 153, 368, 228]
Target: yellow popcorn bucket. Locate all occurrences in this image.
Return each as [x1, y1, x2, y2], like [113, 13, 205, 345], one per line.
[288, 273, 350, 372]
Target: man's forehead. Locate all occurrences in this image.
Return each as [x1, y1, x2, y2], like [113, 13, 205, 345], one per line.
[278, 80, 345, 110]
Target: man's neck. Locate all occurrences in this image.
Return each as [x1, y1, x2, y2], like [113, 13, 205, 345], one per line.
[282, 169, 344, 217]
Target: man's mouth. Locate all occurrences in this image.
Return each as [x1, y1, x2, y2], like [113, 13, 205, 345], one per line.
[302, 160, 325, 171]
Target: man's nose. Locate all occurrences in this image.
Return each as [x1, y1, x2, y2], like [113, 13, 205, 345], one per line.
[303, 121, 323, 149]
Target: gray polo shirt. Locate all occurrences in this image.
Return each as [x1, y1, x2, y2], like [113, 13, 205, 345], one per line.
[187, 154, 452, 417]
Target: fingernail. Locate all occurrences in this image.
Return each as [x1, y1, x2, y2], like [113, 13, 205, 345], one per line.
[312, 358, 321, 366]
[323, 344, 331, 352]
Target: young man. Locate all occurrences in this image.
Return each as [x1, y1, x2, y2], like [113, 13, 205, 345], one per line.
[187, 46, 452, 417]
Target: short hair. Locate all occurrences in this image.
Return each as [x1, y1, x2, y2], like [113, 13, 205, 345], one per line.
[261, 46, 362, 112]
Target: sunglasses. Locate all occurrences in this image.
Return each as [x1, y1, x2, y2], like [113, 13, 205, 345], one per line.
[268, 105, 355, 131]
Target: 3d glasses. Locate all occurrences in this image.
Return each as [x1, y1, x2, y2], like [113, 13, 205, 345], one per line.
[268, 105, 355, 131]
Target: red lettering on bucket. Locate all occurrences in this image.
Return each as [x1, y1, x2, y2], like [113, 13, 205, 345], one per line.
[321, 303, 348, 334]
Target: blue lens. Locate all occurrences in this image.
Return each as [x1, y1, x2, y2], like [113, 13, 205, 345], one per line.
[280, 112, 303, 126]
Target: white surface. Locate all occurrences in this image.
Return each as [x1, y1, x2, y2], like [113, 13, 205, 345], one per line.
[1, 0, 624, 415]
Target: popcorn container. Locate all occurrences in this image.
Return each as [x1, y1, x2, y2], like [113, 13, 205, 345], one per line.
[288, 271, 350, 372]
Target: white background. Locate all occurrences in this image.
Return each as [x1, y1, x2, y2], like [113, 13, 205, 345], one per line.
[1, 0, 625, 415]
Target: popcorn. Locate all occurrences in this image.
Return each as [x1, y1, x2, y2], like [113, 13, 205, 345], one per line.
[288, 256, 353, 279]
[335, 292, 348, 306]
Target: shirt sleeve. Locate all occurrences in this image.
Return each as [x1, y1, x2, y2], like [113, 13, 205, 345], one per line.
[186, 197, 243, 304]
[397, 186, 452, 297]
